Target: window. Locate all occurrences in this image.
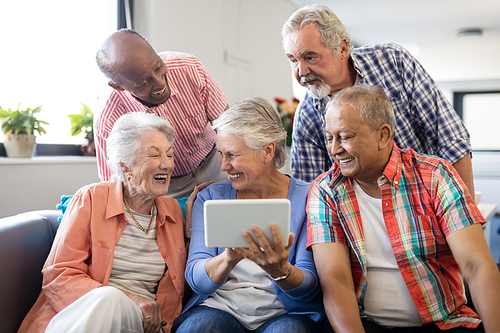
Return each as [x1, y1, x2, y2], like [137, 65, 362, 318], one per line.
[454, 91, 500, 151]
[0, 0, 117, 144]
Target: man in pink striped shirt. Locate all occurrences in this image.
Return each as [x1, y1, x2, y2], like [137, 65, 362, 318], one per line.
[96, 29, 228, 198]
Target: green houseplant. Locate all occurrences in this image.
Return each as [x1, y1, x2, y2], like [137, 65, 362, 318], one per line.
[67, 103, 95, 156]
[0, 105, 49, 157]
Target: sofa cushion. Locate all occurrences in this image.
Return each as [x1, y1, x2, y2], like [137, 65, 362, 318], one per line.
[0, 210, 60, 333]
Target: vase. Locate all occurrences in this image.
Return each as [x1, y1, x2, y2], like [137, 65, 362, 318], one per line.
[3, 133, 37, 158]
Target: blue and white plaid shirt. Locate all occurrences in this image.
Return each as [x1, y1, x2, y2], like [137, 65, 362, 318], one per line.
[291, 43, 471, 183]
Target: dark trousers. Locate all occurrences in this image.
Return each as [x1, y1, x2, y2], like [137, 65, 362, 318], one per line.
[362, 318, 484, 333]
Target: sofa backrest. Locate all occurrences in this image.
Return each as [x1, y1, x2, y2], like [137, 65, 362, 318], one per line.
[0, 210, 61, 333]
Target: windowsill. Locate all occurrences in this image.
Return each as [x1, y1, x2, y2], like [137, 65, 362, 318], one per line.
[0, 156, 97, 165]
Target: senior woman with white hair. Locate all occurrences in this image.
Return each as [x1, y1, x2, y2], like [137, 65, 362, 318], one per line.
[18, 112, 187, 333]
[172, 97, 330, 333]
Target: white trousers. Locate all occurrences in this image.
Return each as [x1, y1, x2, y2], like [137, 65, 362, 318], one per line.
[45, 286, 144, 333]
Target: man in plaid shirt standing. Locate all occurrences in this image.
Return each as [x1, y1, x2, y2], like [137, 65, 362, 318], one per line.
[307, 85, 500, 332]
[282, 5, 475, 198]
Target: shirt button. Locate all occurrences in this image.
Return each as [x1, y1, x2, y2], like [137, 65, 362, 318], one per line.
[385, 202, 389, 206]
[394, 180, 398, 184]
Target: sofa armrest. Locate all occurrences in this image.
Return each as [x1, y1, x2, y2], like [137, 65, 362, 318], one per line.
[0, 210, 60, 333]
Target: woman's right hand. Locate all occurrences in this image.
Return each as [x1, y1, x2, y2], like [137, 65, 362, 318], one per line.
[119, 288, 166, 333]
[205, 247, 244, 284]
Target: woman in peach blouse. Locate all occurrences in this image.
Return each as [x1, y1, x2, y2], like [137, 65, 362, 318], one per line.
[18, 112, 187, 333]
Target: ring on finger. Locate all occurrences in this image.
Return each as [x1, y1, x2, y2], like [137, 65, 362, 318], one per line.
[144, 315, 151, 320]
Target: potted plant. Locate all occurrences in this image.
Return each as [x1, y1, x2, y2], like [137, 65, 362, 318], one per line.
[67, 103, 95, 156]
[0, 105, 49, 158]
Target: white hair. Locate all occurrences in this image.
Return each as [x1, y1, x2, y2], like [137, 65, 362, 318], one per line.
[106, 112, 175, 182]
[282, 4, 354, 56]
[212, 97, 288, 169]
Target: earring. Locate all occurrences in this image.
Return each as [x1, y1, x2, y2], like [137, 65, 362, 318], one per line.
[128, 173, 131, 181]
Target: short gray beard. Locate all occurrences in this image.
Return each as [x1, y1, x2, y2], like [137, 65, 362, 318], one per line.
[301, 75, 331, 99]
[307, 82, 331, 99]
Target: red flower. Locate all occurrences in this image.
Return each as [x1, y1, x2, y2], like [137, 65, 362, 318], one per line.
[292, 97, 300, 103]
[274, 97, 286, 104]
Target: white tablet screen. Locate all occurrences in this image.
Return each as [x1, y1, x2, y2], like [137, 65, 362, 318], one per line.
[203, 198, 291, 248]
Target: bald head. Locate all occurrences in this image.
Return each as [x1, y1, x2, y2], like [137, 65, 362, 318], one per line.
[96, 29, 153, 85]
[96, 29, 171, 107]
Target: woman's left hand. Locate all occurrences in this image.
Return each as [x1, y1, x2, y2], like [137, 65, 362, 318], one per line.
[233, 223, 295, 278]
[119, 288, 166, 333]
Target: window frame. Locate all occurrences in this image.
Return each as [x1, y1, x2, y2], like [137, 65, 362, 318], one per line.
[0, 1, 133, 157]
[453, 90, 500, 152]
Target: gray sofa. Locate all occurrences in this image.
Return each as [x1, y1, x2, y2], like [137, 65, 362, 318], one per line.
[0, 210, 61, 333]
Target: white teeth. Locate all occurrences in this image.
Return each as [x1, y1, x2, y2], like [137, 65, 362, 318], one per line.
[154, 174, 167, 180]
[228, 173, 242, 179]
[153, 86, 166, 95]
[339, 157, 354, 163]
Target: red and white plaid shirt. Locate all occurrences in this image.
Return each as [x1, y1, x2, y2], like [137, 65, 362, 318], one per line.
[307, 143, 484, 329]
[95, 51, 227, 180]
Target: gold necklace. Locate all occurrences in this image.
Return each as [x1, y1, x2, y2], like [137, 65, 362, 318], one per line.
[123, 196, 156, 235]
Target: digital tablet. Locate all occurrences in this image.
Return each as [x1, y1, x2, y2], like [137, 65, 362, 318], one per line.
[204, 199, 291, 248]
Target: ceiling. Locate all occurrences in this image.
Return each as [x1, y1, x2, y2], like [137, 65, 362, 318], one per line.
[291, 0, 500, 91]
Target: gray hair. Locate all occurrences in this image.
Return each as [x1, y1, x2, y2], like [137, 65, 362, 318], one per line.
[328, 85, 395, 136]
[96, 29, 149, 85]
[212, 97, 288, 169]
[282, 4, 354, 56]
[107, 112, 175, 182]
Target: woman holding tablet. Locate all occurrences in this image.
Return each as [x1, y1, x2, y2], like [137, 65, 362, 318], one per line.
[173, 97, 330, 333]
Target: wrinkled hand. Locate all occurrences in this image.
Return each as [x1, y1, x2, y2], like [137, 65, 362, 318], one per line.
[120, 289, 166, 333]
[233, 223, 295, 278]
[224, 247, 245, 264]
[185, 181, 215, 238]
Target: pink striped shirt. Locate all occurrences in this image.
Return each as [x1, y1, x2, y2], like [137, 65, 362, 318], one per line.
[95, 51, 227, 180]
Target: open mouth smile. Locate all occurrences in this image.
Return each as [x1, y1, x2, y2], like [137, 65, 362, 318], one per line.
[152, 85, 166, 96]
[228, 173, 242, 180]
[338, 157, 354, 164]
[154, 174, 168, 182]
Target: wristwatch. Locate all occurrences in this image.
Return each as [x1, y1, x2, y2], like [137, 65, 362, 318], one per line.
[271, 264, 293, 282]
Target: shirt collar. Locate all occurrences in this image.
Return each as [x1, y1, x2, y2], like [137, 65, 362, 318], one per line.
[105, 180, 127, 219]
[165, 71, 179, 99]
[380, 142, 403, 190]
[154, 199, 178, 227]
[350, 54, 365, 79]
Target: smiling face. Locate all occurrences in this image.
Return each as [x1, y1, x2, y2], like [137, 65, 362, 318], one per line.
[216, 131, 268, 191]
[284, 24, 352, 98]
[325, 103, 388, 186]
[109, 33, 171, 107]
[125, 130, 175, 204]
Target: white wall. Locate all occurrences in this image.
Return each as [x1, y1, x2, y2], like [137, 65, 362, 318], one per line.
[0, 158, 100, 218]
[134, 0, 296, 105]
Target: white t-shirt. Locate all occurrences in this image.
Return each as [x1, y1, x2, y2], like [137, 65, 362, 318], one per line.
[353, 180, 422, 327]
[201, 258, 287, 330]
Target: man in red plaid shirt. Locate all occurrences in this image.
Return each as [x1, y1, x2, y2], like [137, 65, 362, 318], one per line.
[307, 85, 500, 332]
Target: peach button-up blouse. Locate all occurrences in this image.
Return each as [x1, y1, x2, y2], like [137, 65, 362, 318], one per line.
[18, 181, 187, 333]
